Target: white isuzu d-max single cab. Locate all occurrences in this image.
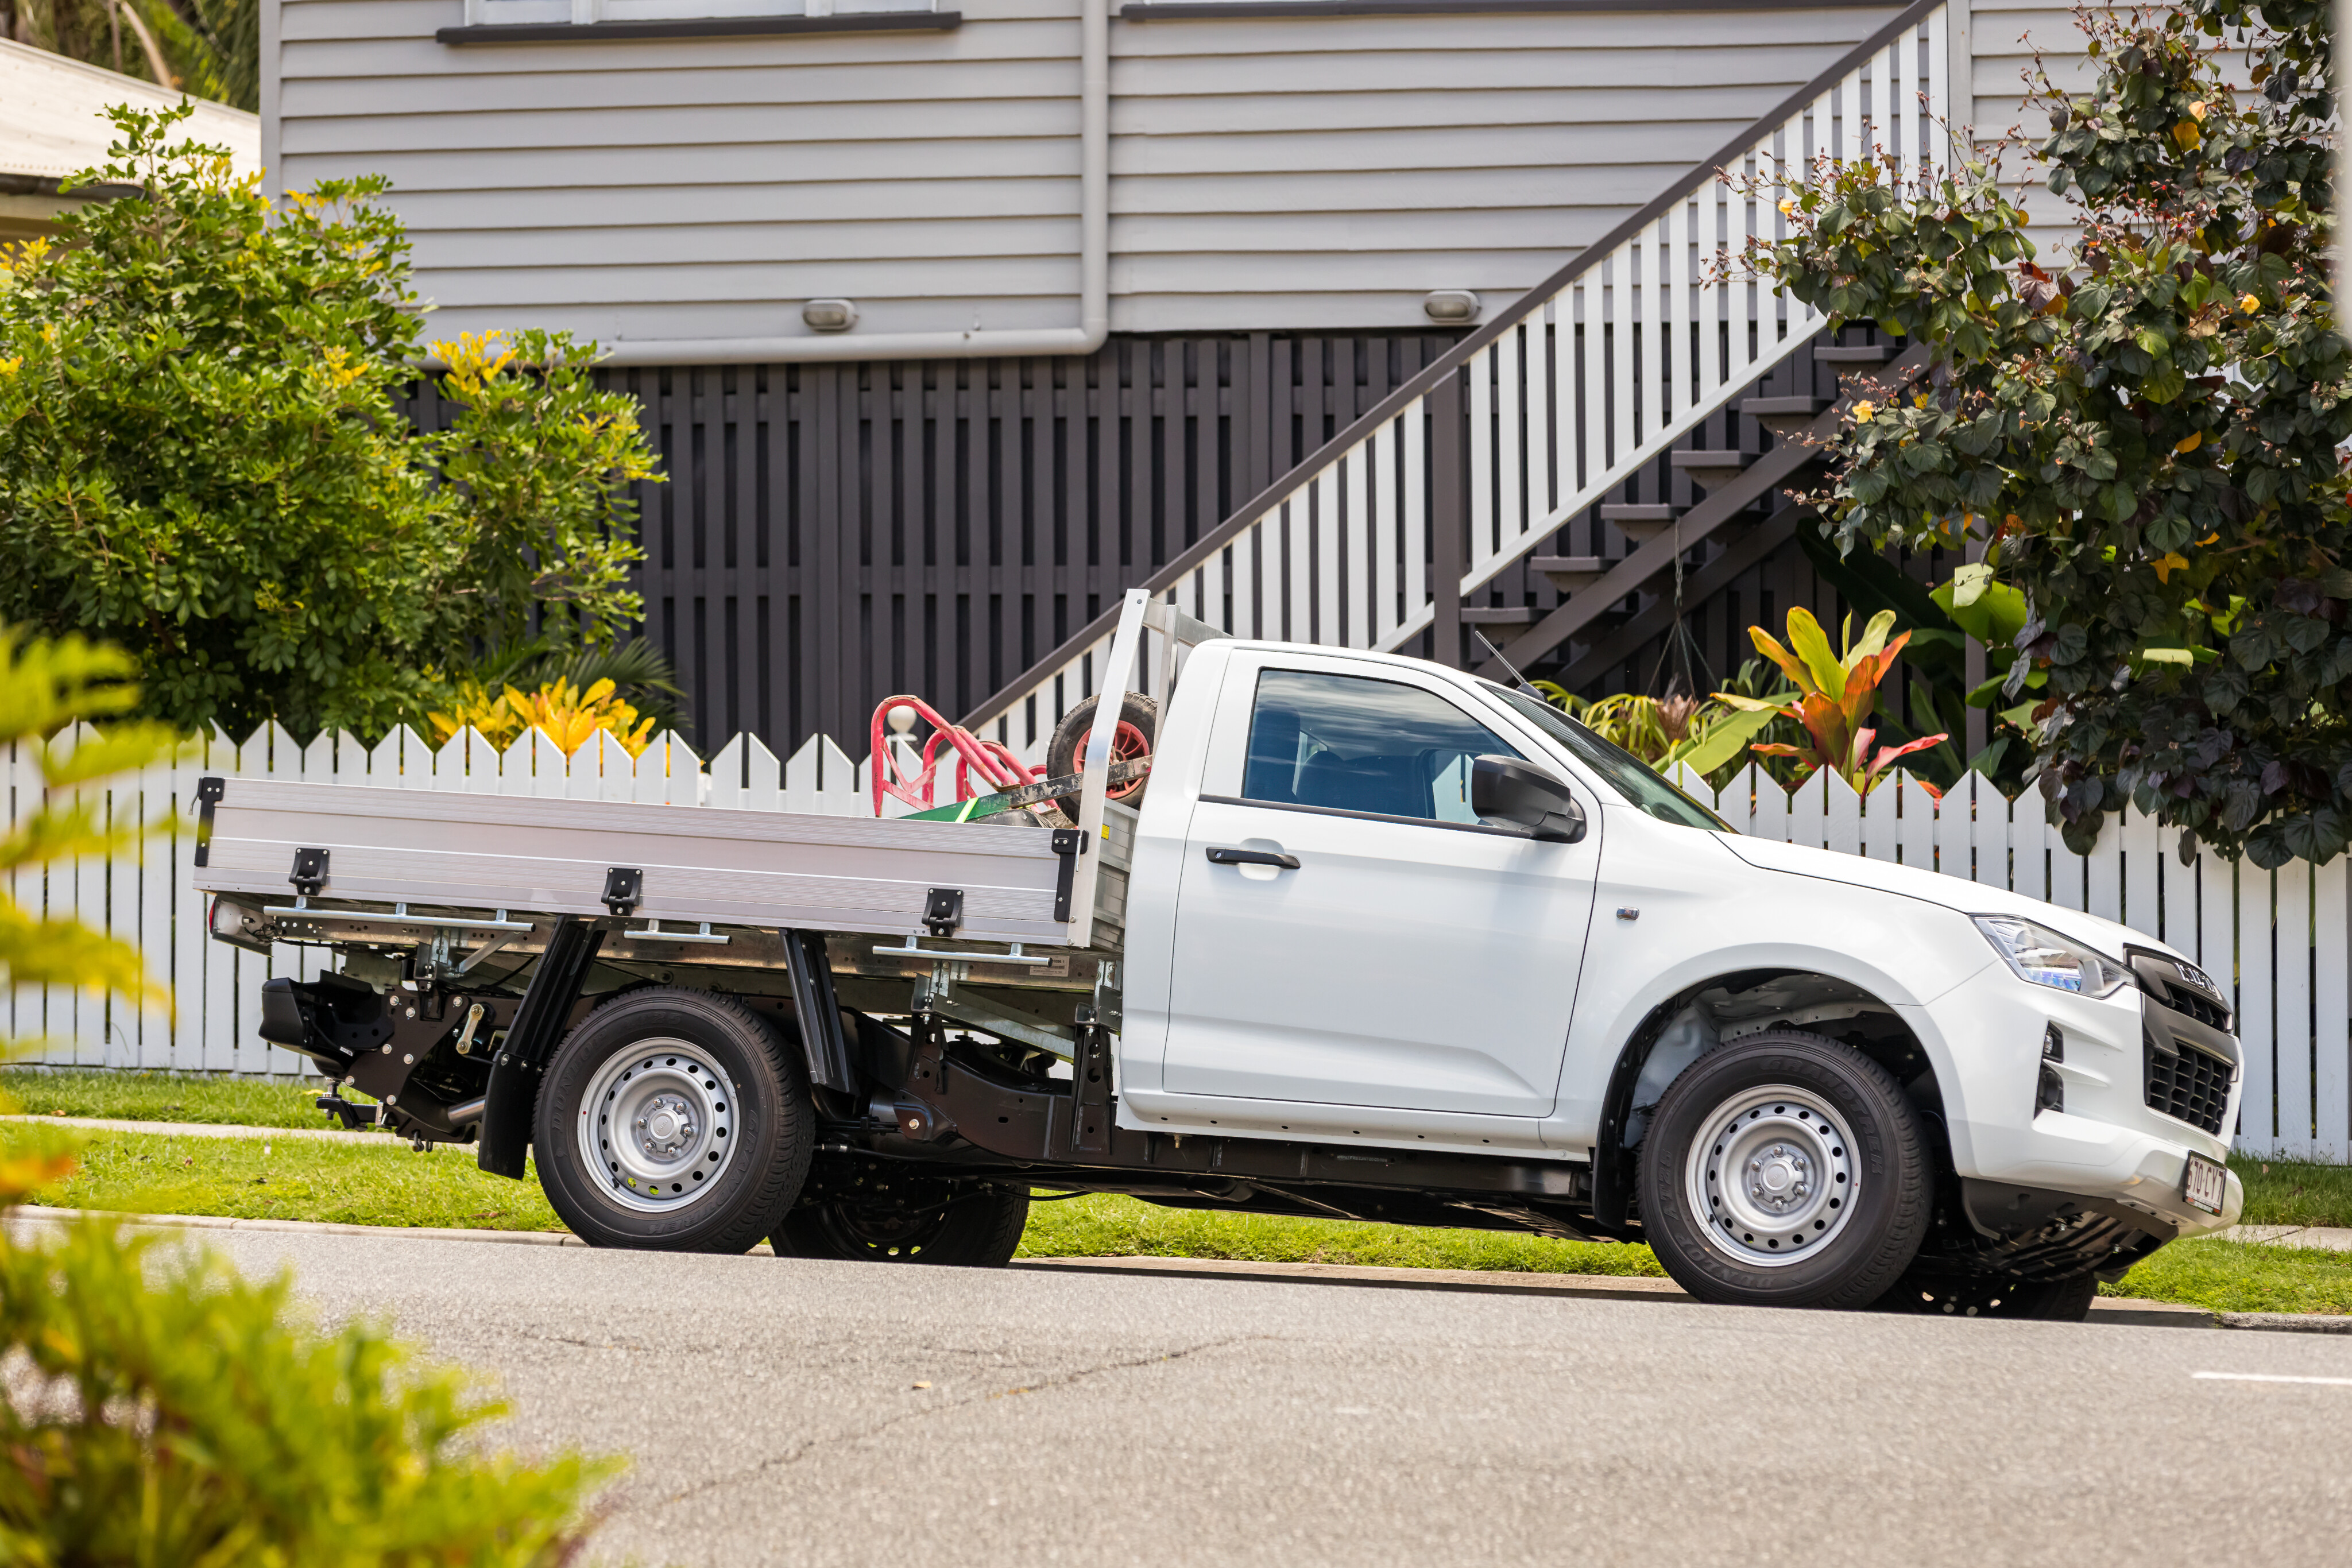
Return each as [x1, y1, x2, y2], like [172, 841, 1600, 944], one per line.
[194, 594, 2243, 1321]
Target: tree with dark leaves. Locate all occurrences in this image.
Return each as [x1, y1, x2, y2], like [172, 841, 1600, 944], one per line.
[1749, 1, 2346, 867]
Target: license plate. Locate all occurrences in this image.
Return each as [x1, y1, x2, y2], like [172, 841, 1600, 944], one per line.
[2183, 1152, 2227, 1216]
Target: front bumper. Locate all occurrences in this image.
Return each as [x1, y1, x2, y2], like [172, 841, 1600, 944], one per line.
[1904, 961, 2243, 1245]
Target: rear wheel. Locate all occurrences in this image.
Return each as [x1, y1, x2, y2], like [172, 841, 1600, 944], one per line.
[533, 988, 814, 1253]
[1871, 1266, 2100, 1321]
[774, 1163, 1029, 1267]
[1637, 1030, 1929, 1310]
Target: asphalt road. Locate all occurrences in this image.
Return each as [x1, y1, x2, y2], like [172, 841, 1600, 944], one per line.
[138, 1230, 2352, 1566]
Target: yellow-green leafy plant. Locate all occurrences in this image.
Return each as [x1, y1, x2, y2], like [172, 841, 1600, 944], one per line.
[430, 676, 657, 758]
[1536, 684, 1783, 782]
[1716, 607, 1950, 795]
[0, 623, 618, 1566]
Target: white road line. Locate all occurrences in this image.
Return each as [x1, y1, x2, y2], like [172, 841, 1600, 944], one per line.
[2193, 1371, 2352, 1387]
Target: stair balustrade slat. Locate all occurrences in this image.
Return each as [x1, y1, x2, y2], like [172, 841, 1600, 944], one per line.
[1496, 322, 1524, 560]
[1314, 467, 1341, 645]
[1898, 28, 1921, 180]
[1344, 435, 1372, 649]
[1467, 343, 1495, 573]
[1366, 423, 1395, 646]
[1526, 310, 1554, 525]
[1228, 528, 1256, 641]
[1929, 16, 1950, 181]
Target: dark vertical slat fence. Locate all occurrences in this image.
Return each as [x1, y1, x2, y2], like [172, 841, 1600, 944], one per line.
[409, 332, 1460, 756]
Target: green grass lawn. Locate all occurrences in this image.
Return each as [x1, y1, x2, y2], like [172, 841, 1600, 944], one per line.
[2, 1067, 358, 1130]
[2104, 1240, 2352, 1315]
[24, 1129, 565, 1233]
[14, 1067, 2352, 1313]
[21, 1126, 1661, 1272]
[2233, 1156, 2352, 1230]
[1015, 1191, 1663, 1276]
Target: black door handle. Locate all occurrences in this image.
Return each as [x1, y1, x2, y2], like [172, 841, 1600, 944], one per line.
[1205, 846, 1300, 869]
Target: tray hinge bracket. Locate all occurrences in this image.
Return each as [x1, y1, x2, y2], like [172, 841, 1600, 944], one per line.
[288, 846, 330, 897]
[601, 867, 643, 916]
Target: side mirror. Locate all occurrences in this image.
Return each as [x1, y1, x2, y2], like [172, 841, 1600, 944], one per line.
[1471, 754, 1586, 843]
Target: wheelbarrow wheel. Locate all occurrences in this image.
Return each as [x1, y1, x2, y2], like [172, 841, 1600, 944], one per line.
[1047, 692, 1158, 819]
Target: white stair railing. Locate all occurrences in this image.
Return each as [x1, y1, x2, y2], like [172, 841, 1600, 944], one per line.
[966, 0, 1951, 752]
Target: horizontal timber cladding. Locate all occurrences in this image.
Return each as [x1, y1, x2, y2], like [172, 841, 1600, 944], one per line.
[272, 0, 1904, 340]
[405, 331, 1463, 757]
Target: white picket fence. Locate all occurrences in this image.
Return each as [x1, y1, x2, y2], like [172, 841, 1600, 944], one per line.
[2, 721, 932, 1082]
[1665, 764, 2347, 1164]
[8, 727, 2346, 1163]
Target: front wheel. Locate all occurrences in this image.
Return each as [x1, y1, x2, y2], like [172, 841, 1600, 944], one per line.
[1637, 1030, 1930, 1310]
[533, 988, 815, 1252]
[774, 1164, 1029, 1267]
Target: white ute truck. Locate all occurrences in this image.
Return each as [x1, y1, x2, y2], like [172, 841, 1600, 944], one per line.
[193, 591, 2245, 1319]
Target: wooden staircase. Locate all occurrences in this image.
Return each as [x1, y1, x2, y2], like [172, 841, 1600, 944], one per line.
[964, 0, 1953, 753]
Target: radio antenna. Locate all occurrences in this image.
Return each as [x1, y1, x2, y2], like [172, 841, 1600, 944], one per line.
[1471, 627, 1542, 697]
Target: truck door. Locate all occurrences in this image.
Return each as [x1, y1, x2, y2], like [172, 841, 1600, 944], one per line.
[1160, 656, 1599, 1120]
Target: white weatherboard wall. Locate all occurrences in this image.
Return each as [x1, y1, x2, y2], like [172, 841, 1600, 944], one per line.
[1105, 4, 1903, 333]
[267, 0, 1906, 344]
[11, 728, 2349, 1164]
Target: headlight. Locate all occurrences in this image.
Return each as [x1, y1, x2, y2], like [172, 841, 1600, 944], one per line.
[1973, 915, 2133, 998]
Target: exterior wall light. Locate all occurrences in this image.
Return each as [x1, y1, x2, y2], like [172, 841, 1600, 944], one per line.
[803, 299, 859, 332]
[1423, 290, 1479, 324]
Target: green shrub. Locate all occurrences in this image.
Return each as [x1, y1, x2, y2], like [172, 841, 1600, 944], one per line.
[0, 621, 619, 1563]
[0, 1217, 619, 1566]
[0, 106, 657, 742]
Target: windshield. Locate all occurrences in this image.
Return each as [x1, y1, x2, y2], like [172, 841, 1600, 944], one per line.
[1488, 685, 1729, 831]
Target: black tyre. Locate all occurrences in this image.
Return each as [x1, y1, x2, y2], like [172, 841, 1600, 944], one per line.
[1637, 1029, 1930, 1310]
[774, 1163, 1030, 1267]
[1871, 1267, 2100, 1321]
[1046, 692, 1158, 820]
[533, 988, 814, 1253]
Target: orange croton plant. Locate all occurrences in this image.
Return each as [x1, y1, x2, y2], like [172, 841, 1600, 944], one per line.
[1717, 607, 1948, 796]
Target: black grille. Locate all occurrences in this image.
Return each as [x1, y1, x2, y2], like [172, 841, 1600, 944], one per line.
[2145, 1040, 2232, 1135]
[2161, 988, 2233, 1032]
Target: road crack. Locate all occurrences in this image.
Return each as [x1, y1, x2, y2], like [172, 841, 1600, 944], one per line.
[639, 1334, 1260, 1515]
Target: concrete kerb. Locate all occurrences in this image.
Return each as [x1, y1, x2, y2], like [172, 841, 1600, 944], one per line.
[2211, 1224, 2352, 1252]
[7, 1206, 2340, 1331]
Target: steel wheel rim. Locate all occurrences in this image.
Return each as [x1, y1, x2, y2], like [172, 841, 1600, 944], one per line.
[1073, 720, 1152, 800]
[577, 1037, 740, 1214]
[1684, 1083, 1858, 1268]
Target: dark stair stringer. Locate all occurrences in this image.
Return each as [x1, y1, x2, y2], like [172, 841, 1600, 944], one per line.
[1472, 341, 1930, 684]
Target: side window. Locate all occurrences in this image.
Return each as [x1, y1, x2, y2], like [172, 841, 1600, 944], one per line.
[1240, 669, 1521, 825]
